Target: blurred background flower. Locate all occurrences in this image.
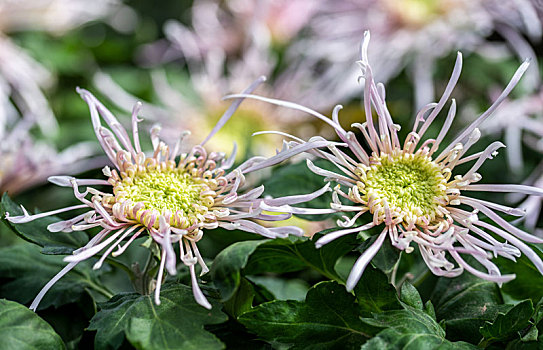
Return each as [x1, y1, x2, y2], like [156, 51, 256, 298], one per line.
[279, 0, 542, 111]
[0, 0, 136, 196]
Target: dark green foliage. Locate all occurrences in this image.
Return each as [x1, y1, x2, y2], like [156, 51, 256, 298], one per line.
[239, 281, 373, 349]
[88, 284, 228, 350]
[0, 299, 65, 350]
[1, 194, 88, 255]
[0, 244, 105, 310]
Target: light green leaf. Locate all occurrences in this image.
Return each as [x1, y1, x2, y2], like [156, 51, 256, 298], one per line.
[248, 276, 309, 301]
[499, 247, 543, 303]
[400, 281, 423, 310]
[353, 266, 400, 316]
[88, 283, 227, 350]
[210, 240, 266, 301]
[0, 299, 65, 350]
[222, 278, 255, 318]
[244, 229, 359, 280]
[210, 230, 358, 306]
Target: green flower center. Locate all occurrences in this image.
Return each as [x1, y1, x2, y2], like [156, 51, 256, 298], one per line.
[114, 169, 210, 217]
[361, 153, 447, 218]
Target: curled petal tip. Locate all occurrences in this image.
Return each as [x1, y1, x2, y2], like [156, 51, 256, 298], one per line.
[166, 260, 177, 276]
[48, 176, 74, 187]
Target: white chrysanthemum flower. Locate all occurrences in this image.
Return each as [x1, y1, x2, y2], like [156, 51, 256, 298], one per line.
[93, 43, 281, 160]
[282, 0, 542, 111]
[95, 0, 323, 160]
[224, 31, 543, 290]
[6, 80, 334, 310]
[0, 0, 130, 194]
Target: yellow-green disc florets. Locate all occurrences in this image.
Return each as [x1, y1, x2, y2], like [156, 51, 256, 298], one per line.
[358, 152, 449, 226]
[116, 170, 209, 214]
[104, 156, 221, 232]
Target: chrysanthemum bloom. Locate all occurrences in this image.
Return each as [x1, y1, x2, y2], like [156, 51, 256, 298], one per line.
[6, 81, 333, 310]
[225, 31, 543, 290]
[281, 0, 542, 111]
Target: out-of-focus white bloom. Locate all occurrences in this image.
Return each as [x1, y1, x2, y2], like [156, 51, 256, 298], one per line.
[0, 0, 129, 133]
[225, 31, 543, 289]
[96, 0, 319, 159]
[137, 0, 317, 65]
[0, 0, 128, 194]
[6, 82, 335, 310]
[476, 88, 543, 172]
[0, 0, 124, 34]
[281, 0, 542, 111]
[0, 119, 98, 194]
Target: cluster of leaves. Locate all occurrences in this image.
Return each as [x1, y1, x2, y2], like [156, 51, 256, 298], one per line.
[2, 159, 543, 350]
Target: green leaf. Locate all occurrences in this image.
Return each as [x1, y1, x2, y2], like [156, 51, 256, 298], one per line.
[0, 244, 106, 310]
[358, 238, 401, 274]
[534, 297, 543, 325]
[400, 281, 423, 310]
[248, 276, 309, 301]
[210, 230, 358, 305]
[362, 300, 476, 350]
[479, 299, 534, 346]
[1, 194, 88, 255]
[210, 240, 266, 302]
[222, 278, 255, 318]
[88, 283, 227, 350]
[499, 248, 543, 302]
[430, 274, 510, 343]
[245, 229, 359, 280]
[361, 304, 477, 350]
[239, 281, 373, 349]
[0, 299, 65, 350]
[353, 266, 401, 316]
